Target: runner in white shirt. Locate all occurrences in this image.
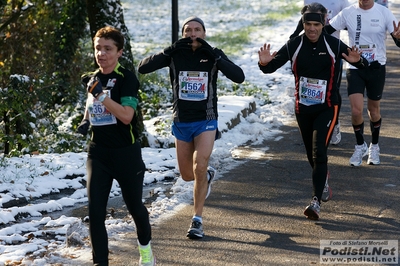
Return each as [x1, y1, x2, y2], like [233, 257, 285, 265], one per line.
[326, 0, 400, 166]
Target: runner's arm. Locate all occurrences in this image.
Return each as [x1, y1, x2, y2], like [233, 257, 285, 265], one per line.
[390, 33, 400, 47]
[215, 48, 245, 83]
[289, 18, 303, 39]
[258, 43, 289, 74]
[323, 24, 337, 35]
[138, 52, 170, 74]
[340, 43, 368, 69]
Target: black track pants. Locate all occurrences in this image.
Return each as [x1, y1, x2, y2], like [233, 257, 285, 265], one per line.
[86, 141, 151, 265]
[295, 106, 338, 201]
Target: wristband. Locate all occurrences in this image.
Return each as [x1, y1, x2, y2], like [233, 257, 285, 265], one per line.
[97, 93, 107, 103]
[354, 58, 366, 68]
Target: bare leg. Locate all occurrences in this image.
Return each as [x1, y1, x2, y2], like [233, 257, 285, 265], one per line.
[175, 130, 215, 217]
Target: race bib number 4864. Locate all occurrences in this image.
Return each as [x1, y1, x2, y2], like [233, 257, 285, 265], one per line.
[299, 77, 327, 106]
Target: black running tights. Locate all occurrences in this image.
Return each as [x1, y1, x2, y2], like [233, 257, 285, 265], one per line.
[295, 106, 338, 201]
[86, 142, 151, 265]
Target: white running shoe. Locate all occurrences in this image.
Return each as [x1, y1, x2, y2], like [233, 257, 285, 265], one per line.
[330, 122, 341, 145]
[349, 142, 368, 166]
[367, 143, 380, 165]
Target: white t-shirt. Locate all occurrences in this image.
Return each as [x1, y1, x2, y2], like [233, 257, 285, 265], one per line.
[329, 3, 397, 67]
[304, 0, 352, 38]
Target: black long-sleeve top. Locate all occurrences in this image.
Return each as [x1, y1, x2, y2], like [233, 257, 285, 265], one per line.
[259, 32, 368, 114]
[138, 47, 245, 123]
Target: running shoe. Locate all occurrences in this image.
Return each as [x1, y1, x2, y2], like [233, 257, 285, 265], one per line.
[187, 220, 204, 239]
[321, 171, 332, 202]
[205, 166, 217, 199]
[330, 122, 341, 145]
[138, 240, 156, 266]
[367, 143, 380, 165]
[349, 142, 368, 166]
[304, 196, 320, 220]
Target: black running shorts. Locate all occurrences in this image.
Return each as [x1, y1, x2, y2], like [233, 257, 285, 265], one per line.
[346, 65, 386, 101]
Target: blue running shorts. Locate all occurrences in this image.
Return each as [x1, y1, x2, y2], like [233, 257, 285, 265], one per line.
[172, 120, 218, 142]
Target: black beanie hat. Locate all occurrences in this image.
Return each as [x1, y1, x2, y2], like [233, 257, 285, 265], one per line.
[181, 16, 206, 34]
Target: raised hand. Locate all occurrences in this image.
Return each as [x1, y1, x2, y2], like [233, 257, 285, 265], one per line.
[392, 21, 400, 39]
[196, 38, 214, 55]
[163, 37, 193, 56]
[196, 38, 224, 60]
[258, 43, 277, 65]
[342, 46, 362, 63]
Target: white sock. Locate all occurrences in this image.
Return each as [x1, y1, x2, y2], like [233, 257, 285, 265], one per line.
[192, 215, 202, 223]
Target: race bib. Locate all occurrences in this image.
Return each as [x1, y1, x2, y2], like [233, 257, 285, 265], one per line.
[87, 90, 117, 126]
[358, 44, 377, 63]
[299, 77, 327, 106]
[178, 71, 208, 101]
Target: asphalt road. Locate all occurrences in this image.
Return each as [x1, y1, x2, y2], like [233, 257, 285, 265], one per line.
[87, 14, 400, 266]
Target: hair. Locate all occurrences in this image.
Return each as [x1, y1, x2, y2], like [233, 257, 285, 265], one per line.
[301, 2, 327, 15]
[94, 26, 124, 51]
[301, 2, 327, 25]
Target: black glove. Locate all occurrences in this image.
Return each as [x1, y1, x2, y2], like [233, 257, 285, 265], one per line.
[196, 38, 222, 60]
[77, 119, 90, 135]
[163, 37, 193, 56]
[87, 76, 103, 98]
[369, 60, 381, 70]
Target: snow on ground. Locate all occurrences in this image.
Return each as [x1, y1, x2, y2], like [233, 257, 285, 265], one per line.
[1, 0, 384, 264]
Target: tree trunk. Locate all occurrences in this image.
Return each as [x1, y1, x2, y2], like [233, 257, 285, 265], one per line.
[86, 0, 134, 71]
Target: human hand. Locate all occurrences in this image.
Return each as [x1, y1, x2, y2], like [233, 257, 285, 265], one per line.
[77, 119, 90, 135]
[342, 46, 362, 63]
[87, 77, 103, 98]
[392, 21, 400, 39]
[163, 37, 193, 56]
[258, 43, 276, 66]
[196, 38, 219, 58]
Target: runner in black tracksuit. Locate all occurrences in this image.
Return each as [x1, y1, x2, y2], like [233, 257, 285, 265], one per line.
[258, 3, 368, 220]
